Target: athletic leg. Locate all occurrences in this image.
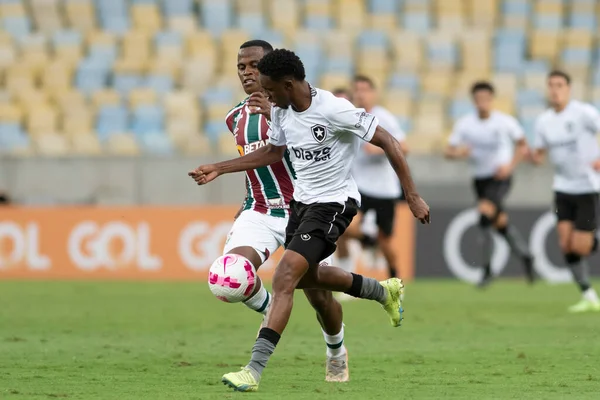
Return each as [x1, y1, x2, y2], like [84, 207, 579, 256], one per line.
[494, 212, 535, 283]
[375, 199, 398, 278]
[477, 199, 496, 287]
[565, 194, 600, 313]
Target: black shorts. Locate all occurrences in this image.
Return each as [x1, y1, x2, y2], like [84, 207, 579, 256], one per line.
[473, 177, 512, 211]
[285, 199, 358, 266]
[359, 193, 396, 237]
[554, 191, 599, 232]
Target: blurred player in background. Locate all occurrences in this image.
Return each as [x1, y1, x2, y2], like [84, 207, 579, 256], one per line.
[221, 40, 350, 382]
[445, 81, 534, 287]
[190, 49, 429, 392]
[530, 70, 600, 313]
[332, 88, 351, 101]
[336, 75, 409, 284]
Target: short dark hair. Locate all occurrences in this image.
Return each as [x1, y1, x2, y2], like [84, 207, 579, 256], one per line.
[548, 70, 571, 85]
[332, 87, 349, 96]
[470, 81, 495, 95]
[240, 40, 273, 53]
[354, 75, 375, 89]
[257, 48, 305, 81]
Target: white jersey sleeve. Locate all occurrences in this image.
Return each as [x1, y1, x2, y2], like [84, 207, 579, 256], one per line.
[268, 107, 287, 146]
[532, 115, 547, 150]
[448, 118, 466, 146]
[505, 115, 525, 141]
[326, 97, 379, 142]
[581, 103, 600, 135]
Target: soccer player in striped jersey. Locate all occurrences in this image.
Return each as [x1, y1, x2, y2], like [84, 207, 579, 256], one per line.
[218, 40, 349, 382]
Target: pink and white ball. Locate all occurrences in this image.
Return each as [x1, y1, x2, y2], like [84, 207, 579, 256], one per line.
[208, 254, 257, 303]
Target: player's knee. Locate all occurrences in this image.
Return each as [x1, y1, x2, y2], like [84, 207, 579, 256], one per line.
[304, 289, 335, 312]
[479, 214, 493, 228]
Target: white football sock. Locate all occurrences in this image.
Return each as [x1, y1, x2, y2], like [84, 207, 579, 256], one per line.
[243, 285, 271, 315]
[583, 288, 600, 304]
[323, 324, 347, 358]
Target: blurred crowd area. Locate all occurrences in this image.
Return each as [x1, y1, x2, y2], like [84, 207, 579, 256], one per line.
[0, 0, 598, 158]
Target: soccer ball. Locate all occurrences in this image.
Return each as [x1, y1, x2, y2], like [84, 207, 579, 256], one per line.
[208, 254, 257, 303]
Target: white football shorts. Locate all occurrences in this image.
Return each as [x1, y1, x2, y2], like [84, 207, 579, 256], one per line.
[223, 209, 332, 266]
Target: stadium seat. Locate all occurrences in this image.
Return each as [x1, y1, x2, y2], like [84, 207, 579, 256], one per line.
[26, 106, 58, 136]
[0, 103, 23, 123]
[76, 58, 110, 96]
[163, 0, 193, 17]
[391, 31, 424, 70]
[129, 88, 158, 108]
[106, 133, 140, 156]
[113, 74, 143, 96]
[96, 105, 128, 141]
[65, 0, 96, 33]
[131, 3, 162, 33]
[131, 104, 164, 137]
[70, 133, 103, 156]
[35, 133, 70, 157]
[199, 0, 232, 36]
[167, 15, 197, 35]
[403, 12, 431, 33]
[177, 133, 212, 155]
[0, 122, 30, 155]
[530, 30, 560, 62]
[218, 132, 240, 156]
[267, 0, 299, 35]
[336, 0, 365, 31]
[467, 0, 498, 28]
[138, 131, 174, 155]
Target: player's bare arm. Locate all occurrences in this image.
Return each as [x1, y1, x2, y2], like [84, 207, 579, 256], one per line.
[530, 148, 546, 165]
[496, 138, 528, 179]
[364, 140, 408, 156]
[369, 126, 430, 223]
[444, 144, 470, 159]
[189, 144, 286, 185]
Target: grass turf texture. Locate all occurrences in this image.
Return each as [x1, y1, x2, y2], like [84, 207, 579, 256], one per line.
[1, 280, 599, 399]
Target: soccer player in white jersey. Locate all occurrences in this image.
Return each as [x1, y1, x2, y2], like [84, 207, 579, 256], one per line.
[445, 81, 534, 287]
[337, 75, 409, 281]
[189, 49, 430, 392]
[530, 70, 600, 313]
[220, 40, 350, 382]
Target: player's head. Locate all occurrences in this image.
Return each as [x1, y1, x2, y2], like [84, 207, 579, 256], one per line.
[352, 75, 376, 110]
[470, 81, 495, 115]
[257, 49, 306, 108]
[547, 70, 571, 108]
[333, 87, 351, 101]
[238, 40, 273, 95]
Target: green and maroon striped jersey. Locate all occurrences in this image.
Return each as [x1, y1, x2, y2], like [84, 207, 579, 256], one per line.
[225, 98, 295, 218]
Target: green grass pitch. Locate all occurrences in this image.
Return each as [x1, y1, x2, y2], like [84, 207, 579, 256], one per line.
[1, 280, 599, 399]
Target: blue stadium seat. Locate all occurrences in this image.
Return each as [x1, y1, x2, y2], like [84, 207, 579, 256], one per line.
[96, 105, 129, 141]
[403, 12, 431, 33]
[155, 31, 182, 47]
[76, 59, 110, 95]
[132, 105, 165, 136]
[52, 30, 82, 46]
[113, 74, 143, 96]
[96, 0, 130, 34]
[562, 48, 592, 65]
[450, 99, 473, 121]
[591, 69, 600, 86]
[199, 0, 232, 36]
[238, 14, 266, 36]
[0, 123, 28, 152]
[369, 0, 399, 14]
[305, 16, 332, 30]
[204, 121, 227, 142]
[201, 88, 233, 105]
[494, 29, 526, 72]
[102, 18, 130, 35]
[502, 0, 531, 16]
[325, 57, 354, 75]
[397, 116, 412, 134]
[145, 75, 174, 96]
[1, 16, 31, 39]
[533, 14, 563, 30]
[163, 0, 193, 16]
[257, 30, 285, 49]
[389, 73, 420, 97]
[522, 60, 549, 73]
[138, 132, 174, 155]
[569, 13, 596, 30]
[517, 89, 545, 108]
[88, 44, 118, 66]
[358, 30, 389, 49]
[428, 42, 458, 66]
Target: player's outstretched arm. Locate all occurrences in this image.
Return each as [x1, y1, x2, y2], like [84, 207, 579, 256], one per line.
[370, 126, 430, 224]
[529, 148, 546, 165]
[188, 144, 286, 185]
[444, 144, 470, 159]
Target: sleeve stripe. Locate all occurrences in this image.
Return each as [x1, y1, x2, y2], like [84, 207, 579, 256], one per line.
[362, 116, 376, 139]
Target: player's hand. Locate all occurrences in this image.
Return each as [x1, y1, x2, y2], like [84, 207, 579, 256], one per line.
[459, 146, 471, 158]
[494, 165, 512, 180]
[188, 164, 220, 185]
[406, 193, 430, 224]
[592, 159, 600, 171]
[248, 92, 272, 120]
